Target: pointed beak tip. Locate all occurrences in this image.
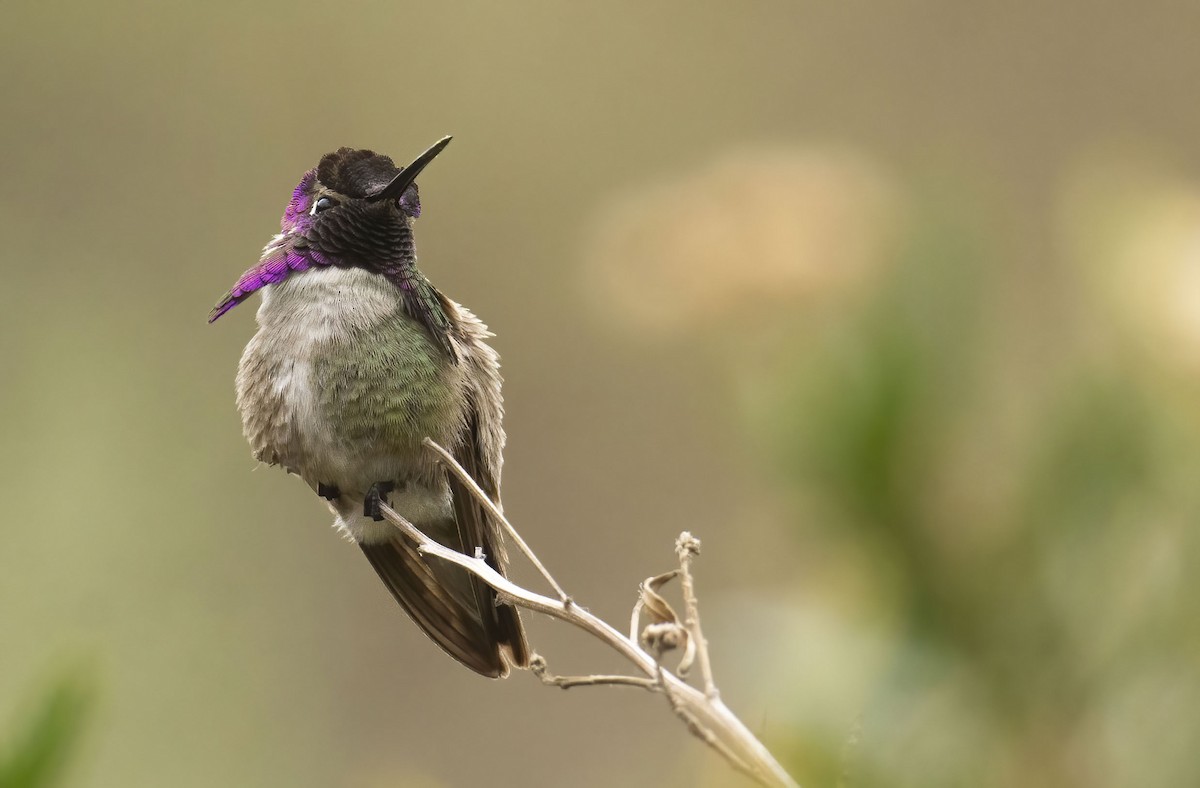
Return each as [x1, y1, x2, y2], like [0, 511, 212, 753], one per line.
[372, 135, 456, 202]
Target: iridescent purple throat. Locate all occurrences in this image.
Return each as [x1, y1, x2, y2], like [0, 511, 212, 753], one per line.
[209, 172, 328, 322]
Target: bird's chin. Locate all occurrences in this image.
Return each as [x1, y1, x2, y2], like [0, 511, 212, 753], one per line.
[399, 185, 421, 218]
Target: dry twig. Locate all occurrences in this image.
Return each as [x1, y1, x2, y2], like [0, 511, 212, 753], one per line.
[374, 439, 799, 788]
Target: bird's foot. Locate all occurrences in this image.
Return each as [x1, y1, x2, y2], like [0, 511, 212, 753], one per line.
[317, 482, 341, 501]
[364, 481, 395, 521]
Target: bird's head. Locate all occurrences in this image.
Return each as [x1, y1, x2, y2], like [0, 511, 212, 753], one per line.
[209, 136, 451, 322]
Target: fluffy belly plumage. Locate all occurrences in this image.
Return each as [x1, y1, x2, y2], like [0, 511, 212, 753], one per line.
[235, 267, 468, 539]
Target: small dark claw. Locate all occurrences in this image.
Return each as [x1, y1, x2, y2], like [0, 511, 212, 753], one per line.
[317, 482, 341, 501]
[364, 481, 395, 521]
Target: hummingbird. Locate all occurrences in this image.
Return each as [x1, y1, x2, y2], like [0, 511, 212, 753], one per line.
[209, 137, 529, 678]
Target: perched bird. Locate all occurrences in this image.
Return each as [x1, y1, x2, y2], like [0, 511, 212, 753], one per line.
[209, 137, 528, 677]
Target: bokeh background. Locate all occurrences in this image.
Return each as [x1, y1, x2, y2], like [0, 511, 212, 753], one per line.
[3, 3, 1200, 787]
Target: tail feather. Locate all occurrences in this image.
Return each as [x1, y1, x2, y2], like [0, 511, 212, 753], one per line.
[360, 534, 511, 678]
[447, 418, 530, 671]
[495, 590, 529, 668]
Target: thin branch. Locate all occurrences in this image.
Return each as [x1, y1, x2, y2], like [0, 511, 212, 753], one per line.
[676, 532, 718, 699]
[530, 655, 659, 691]
[380, 500, 649, 667]
[422, 437, 571, 605]
[379, 447, 800, 788]
[656, 664, 757, 782]
[540, 674, 661, 691]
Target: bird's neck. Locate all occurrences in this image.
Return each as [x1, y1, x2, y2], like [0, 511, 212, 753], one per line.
[375, 229, 458, 362]
[256, 225, 459, 360]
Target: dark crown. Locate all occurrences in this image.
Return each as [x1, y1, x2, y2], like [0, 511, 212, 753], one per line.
[316, 148, 401, 198]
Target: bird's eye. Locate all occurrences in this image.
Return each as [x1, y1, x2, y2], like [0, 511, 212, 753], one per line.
[312, 196, 337, 215]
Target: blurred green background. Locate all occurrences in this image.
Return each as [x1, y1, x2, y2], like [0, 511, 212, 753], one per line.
[3, 2, 1200, 786]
